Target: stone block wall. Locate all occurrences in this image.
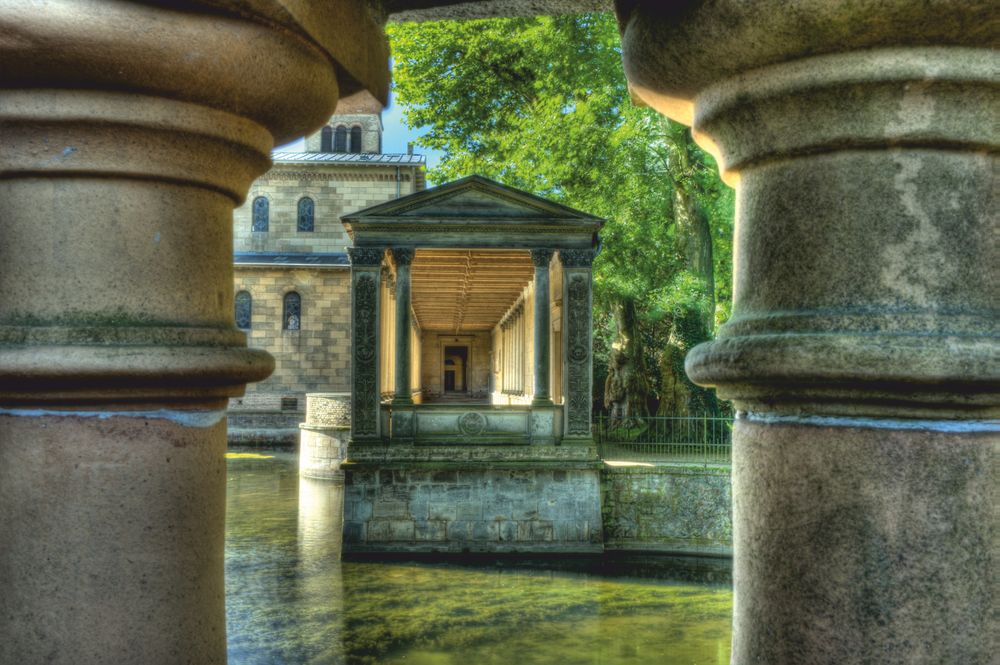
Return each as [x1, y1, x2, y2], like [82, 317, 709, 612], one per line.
[602, 464, 732, 556]
[231, 266, 351, 410]
[233, 163, 421, 254]
[343, 447, 603, 553]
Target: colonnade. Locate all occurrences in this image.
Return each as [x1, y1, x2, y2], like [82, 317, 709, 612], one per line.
[348, 246, 591, 441]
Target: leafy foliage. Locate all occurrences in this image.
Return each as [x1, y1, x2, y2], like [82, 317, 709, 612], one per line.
[388, 14, 734, 415]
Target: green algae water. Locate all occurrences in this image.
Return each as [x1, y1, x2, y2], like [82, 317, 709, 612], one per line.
[226, 453, 732, 665]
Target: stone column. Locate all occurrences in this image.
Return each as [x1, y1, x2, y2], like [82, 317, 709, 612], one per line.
[0, 3, 387, 664]
[391, 248, 415, 405]
[617, 3, 998, 663]
[348, 247, 385, 444]
[559, 249, 595, 443]
[531, 249, 555, 406]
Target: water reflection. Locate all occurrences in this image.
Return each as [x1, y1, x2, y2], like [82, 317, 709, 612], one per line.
[226, 453, 732, 665]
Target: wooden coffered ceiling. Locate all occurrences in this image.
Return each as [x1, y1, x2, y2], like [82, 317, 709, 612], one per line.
[411, 249, 534, 333]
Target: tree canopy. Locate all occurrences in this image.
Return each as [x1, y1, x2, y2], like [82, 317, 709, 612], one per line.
[388, 13, 735, 416]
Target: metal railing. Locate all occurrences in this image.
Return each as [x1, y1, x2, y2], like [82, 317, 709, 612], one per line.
[593, 414, 732, 465]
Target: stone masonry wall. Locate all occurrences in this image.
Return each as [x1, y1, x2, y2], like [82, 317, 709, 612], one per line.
[602, 464, 732, 556]
[231, 266, 351, 412]
[233, 163, 421, 254]
[344, 463, 603, 553]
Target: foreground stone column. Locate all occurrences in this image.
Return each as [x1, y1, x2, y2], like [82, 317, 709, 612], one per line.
[559, 249, 595, 443]
[617, 2, 998, 663]
[0, 3, 387, 663]
[531, 249, 555, 406]
[391, 247, 415, 405]
[349, 247, 385, 444]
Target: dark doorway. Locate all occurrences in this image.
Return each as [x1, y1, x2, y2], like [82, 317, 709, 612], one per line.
[443, 345, 468, 393]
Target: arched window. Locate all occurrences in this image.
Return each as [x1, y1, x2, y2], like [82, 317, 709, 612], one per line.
[234, 291, 252, 330]
[283, 292, 301, 331]
[320, 126, 333, 152]
[333, 126, 347, 152]
[297, 197, 314, 232]
[251, 196, 268, 232]
[350, 126, 362, 153]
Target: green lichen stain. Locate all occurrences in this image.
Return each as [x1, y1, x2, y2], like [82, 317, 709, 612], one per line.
[225, 453, 732, 665]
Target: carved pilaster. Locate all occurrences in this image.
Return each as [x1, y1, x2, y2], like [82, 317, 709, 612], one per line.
[561, 251, 594, 441]
[349, 249, 382, 441]
[559, 249, 594, 268]
[348, 247, 384, 267]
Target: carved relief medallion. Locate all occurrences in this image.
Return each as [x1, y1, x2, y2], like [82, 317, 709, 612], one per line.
[458, 411, 487, 436]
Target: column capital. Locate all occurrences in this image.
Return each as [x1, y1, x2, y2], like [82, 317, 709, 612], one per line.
[348, 247, 385, 267]
[389, 247, 416, 266]
[618, 2, 1000, 418]
[559, 249, 594, 268]
[530, 249, 555, 267]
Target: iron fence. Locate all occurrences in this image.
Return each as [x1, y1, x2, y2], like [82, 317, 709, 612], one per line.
[592, 414, 733, 464]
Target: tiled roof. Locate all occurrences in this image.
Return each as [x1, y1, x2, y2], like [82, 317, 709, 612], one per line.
[271, 151, 425, 165]
[234, 252, 349, 267]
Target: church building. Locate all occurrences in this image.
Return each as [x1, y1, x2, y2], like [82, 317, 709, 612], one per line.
[228, 93, 426, 442]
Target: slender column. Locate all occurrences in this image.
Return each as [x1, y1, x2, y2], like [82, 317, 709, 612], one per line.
[532, 249, 555, 405]
[559, 249, 595, 442]
[617, 3, 998, 663]
[391, 248, 415, 405]
[0, 2, 387, 663]
[348, 247, 384, 444]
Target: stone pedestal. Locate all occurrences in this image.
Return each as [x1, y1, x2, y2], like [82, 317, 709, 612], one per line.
[299, 393, 352, 481]
[616, 2, 998, 662]
[0, 2, 387, 663]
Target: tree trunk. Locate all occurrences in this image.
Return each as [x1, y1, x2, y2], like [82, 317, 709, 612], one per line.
[664, 119, 715, 332]
[604, 297, 650, 426]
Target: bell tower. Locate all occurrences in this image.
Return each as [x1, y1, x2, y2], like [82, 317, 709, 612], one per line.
[305, 90, 384, 154]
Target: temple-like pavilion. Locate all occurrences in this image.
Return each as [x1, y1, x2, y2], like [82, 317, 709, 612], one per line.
[342, 175, 603, 447]
[332, 175, 606, 554]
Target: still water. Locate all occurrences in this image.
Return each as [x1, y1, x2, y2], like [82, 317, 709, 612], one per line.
[225, 453, 733, 665]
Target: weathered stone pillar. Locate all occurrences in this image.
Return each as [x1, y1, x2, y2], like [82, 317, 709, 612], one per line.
[617, 2, 998, 663]
[391, 248, 415, 405]
[531, 249, 555, 406]
[559, 249, 595, 443]
[349, 247, 385, 444]
[0, 3, 387, 663]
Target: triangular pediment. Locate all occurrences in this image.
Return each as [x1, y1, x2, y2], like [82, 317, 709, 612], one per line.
[343, 174, 603, 224]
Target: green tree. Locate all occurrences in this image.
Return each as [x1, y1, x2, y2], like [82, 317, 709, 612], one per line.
[388, 14, 734, 417]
